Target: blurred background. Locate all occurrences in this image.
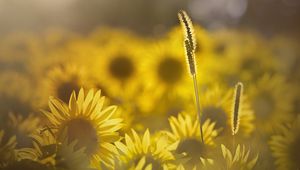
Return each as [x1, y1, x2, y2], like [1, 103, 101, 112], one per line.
[0, 0, 300, 37]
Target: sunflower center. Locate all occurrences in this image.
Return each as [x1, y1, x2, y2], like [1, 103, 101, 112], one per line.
[241, 57, 258, 72]
[289, 133, 300, 169]
[158, 57, 183, 84]
[222, 73, 240, 87]
[241, 57, 267, 80]
[252, 92, 275, 120]
[57, 79, 80, 103]
[202, 106, 228, 130]
[109, 55, 134, 80]
[61, 118, 98, 156]
[176, 138, 207, 165]
[214, 43, 226, 55]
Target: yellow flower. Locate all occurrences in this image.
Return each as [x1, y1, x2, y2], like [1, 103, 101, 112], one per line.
[0, 130, 17, 168]
[17, 129, 95, 170]
[0, 32, 41, 62]
[144, 36, 190, 94]
[269, 116, 300, 170]
[269, 35, 300, 83]
[40, 64, 93, 105]
[200, 85, 255, 137]
[139, 36, 194, 120]
[6, 113, 40, 148]
[79, 29, 146, 102]
[115, 129, 176, 170]
[218, 144, 258, 170]
[248, 74, 293, 133]
[209, 29, 276, 86]
[164, 113, 218, 169]
[0, 71, 35, 116]
[42, 88, 123, 168]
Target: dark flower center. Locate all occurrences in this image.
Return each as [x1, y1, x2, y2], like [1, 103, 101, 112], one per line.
[60, 118, 98, 156]
[57, 79, 80, 103]
[202, 106, 228, 130]
[158, 57, 183, 84]
[252, 92, 275, 120]
[176, 138, 207, 165]
[214, 43, 226, 55]
[109, 55, 134, 80]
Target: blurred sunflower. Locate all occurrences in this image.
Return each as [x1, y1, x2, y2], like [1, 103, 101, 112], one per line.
[140, 37, 194, 121]
[145, 37, 189, 95]
[210, 30, 276, 86]
[269, 116, 300, 170]
[86, 30, 146, 102]
[115, 129, 176, 170]
[17, 129, 94, 170]
[5, 113, 40, 148]
[39, 64, 93, 105]
[0, 71, 35, 118]
[0, 130, 17, 168]
[164, 113, 218, 169]
[0, 32, 42, 74]
[42, 88, 123, 168]
[270, 36, 300, 83]
[200, 85, 254, 137]
[248, 75, 294, 133]
[212, 144, 258, 170]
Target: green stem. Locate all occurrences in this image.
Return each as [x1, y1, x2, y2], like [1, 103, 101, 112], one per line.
[192, 74, 204, 143]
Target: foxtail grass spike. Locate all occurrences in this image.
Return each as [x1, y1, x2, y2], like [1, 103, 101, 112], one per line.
[232, 82, 243, 135]
[184, 39, 196, 75]
[178, 10, 204, 143]
[178, 10, 196, 52]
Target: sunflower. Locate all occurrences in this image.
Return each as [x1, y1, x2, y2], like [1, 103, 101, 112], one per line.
[200, 85, 255, 137]
[209, 29, 276, 86]
[144, 35, 190, 93]
[164, 113, 218, 169]
[42, 88, 123, 168]
[5, 113, 40, 148]
[17, 129, 95, 170]
[269, 35, 300, 83]
[212, 144, 258, 170]
[248, 74, 294, 133]
[39, 64, 94, 105]
[140, 36, 194, 121]
[0, 129, 17, 168]
[115, 129, 176, 170]
[0, 71, 35, 118]
[0, 32, 42, 73]
[84, 29, 146, 102]
[269, 115, 300, 170]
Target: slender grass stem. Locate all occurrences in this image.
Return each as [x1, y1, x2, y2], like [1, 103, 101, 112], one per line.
[192, 74, 204, 143]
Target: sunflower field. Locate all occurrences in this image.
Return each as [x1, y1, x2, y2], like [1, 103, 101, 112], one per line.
[0, 8, 299, 170]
